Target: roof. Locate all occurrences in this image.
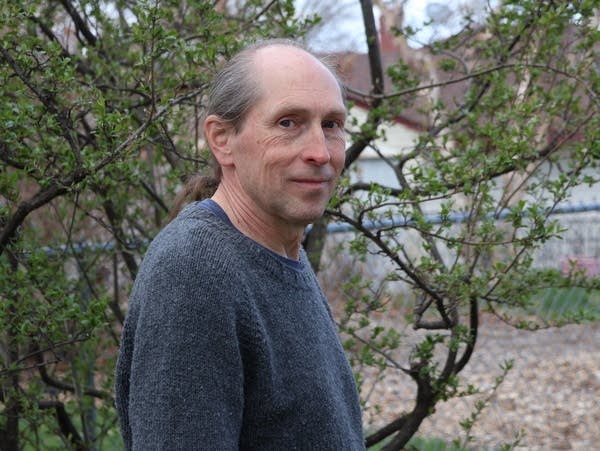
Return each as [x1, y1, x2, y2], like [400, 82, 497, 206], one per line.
[330, 18, 597, 145]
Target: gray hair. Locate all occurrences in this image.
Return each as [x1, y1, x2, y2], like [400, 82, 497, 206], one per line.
[205, 38, 345, 132]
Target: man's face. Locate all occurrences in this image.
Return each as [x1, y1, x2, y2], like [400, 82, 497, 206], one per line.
[225, 47, 347, 228]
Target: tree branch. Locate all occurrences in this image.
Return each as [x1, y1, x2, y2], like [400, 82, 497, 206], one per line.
[37, 360, 112, 401]
[344, 0, 385, 168]
[365, 415, 409, 448]
[58, 0, 97, 47]
[349, 62, 598, 109]
[38, 400, 86, 451]
[0, 86, 206, 257]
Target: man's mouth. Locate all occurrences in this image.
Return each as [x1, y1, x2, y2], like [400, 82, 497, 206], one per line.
[290, 178, 331, 187]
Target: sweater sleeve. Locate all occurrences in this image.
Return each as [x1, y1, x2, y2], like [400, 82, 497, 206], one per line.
[117, 228, 246, 451]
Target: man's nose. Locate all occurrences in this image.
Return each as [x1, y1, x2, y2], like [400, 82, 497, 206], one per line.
[302, 126, 331, 165]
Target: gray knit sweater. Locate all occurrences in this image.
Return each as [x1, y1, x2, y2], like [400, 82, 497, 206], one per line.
[115, 200, 365, 450]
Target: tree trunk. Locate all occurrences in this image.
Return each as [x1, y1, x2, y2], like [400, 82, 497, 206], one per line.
[1, 253, 21, 451]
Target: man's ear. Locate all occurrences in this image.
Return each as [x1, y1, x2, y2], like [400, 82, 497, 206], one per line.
[204, 114, 235, 167]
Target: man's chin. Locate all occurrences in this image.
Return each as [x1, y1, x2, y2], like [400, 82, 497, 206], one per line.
[294, 210, 326, 228]
[279, 200, 329, 227]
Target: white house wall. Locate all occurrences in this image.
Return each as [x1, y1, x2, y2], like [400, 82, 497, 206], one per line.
[347, 106, 421, 159]
[336, 107, 600, 293]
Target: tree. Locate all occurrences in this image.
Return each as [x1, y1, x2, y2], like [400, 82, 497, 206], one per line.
[295, 0, 366, 52]
[1, 0, 599, 450]
[0, 1, 316, 449]
[303, 0, 599, 449]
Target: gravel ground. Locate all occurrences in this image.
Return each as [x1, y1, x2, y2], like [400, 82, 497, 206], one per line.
[360, 315, 600, 450]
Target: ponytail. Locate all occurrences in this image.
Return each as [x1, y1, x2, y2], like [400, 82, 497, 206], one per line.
[168, 165, 221, 221]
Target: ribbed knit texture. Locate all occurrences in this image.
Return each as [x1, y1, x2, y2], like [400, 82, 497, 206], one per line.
[115, 201, 365, 450]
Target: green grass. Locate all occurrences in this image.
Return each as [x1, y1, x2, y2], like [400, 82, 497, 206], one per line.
[19, 410, 123, 451]
[367, 435, 466, 450]
[534, 287, 600, 322]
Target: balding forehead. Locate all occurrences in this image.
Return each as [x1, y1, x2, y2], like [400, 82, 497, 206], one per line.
[253, 45, 346, 109]
[255, 46, 341, 82]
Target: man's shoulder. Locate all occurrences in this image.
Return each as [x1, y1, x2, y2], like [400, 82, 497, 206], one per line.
[129, 203, 249, 311]
[143, 203, 239, 269]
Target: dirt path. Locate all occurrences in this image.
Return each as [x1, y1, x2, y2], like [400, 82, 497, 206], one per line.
[361, 316, 600, 449]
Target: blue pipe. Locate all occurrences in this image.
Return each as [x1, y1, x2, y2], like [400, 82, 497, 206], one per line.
[324, 201, 600, 234]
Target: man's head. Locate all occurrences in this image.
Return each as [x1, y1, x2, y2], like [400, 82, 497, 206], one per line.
[204, 40, 347, 230]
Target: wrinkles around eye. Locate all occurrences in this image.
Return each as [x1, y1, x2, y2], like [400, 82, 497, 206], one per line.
[323, 119, 345, 130]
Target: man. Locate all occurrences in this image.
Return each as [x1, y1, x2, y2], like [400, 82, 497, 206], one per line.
[115, 39, 365, 450]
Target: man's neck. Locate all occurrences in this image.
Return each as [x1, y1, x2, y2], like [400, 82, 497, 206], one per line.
[211, 187, 304, 261]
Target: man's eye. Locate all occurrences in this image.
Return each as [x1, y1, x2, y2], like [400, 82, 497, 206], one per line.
[322, 120, 339, 129]
[279, 119, 295, 128]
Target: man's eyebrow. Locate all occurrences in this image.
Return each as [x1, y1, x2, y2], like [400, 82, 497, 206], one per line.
[326, 108, 348, 119]
[272, 104, 347, 119]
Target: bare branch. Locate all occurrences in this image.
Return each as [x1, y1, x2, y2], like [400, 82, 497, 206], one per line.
[58, 0, 97, 47]
[38, 400, 86, 451]
[344, 0, 385, 168]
